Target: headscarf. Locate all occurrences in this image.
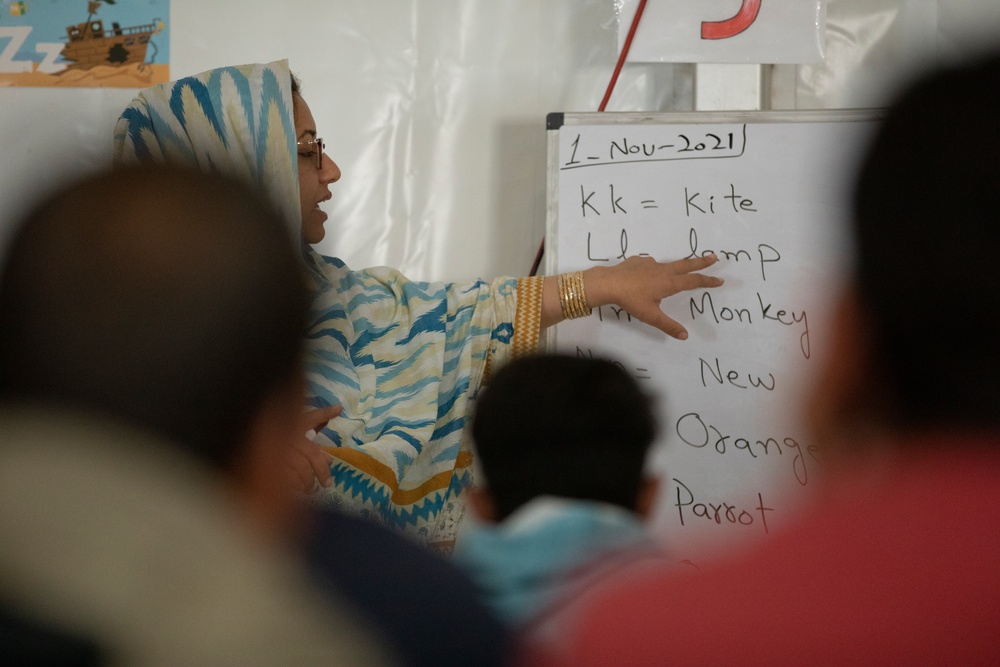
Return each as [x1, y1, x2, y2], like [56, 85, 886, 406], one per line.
[114, 60, 300, 234]
[115, 61, 519, 547]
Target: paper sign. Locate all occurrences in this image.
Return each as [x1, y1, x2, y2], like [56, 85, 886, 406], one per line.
[618, 0, 825, 64]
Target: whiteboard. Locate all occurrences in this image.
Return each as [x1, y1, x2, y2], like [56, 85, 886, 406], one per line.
[545, 110, 882, 563]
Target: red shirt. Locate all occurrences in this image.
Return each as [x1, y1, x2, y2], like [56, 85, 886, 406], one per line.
[529, 441, 1000, 666]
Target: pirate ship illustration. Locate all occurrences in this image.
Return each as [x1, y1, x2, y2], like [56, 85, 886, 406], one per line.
[61, 1, 163, 70]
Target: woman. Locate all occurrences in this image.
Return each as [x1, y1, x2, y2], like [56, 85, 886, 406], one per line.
[114, 60, 722, 548]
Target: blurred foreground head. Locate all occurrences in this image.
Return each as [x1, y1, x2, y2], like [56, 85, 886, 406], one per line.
[814, 51, 1000, 448]
[0, 164, 310, 472]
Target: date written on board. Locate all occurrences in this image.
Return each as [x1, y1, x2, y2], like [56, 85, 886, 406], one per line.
[672, 477, 774, 535]
[561, 125, 746, 170]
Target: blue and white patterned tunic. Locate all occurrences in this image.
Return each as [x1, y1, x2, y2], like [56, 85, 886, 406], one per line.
[114, 60, 533, 547]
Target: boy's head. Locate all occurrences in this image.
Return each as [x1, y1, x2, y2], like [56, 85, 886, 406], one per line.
[469, 353, 658, 522]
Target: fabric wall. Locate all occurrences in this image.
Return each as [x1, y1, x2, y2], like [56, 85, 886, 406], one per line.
[1, 1, 998, 281]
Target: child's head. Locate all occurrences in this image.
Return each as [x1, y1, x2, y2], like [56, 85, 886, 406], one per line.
[470, 353, 658, 522]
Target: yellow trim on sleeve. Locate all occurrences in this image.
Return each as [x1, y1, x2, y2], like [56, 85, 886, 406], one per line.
[512, 275, 543, 358]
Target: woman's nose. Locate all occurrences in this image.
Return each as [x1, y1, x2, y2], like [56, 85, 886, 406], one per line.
[322, 153, 341, 184]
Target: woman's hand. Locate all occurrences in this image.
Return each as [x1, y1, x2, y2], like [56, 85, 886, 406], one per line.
[541, 254, 723, 338]
[286, 405, 341, 492]
[590, 254, 724, 338]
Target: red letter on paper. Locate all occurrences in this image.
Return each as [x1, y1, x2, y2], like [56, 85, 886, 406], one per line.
[701, 0, 761, 40]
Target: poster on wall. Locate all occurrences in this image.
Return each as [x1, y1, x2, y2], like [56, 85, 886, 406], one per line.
[618, 0, 826, 64]
[0, 0, 168, 87]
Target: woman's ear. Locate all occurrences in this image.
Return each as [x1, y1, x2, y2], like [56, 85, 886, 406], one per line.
[466, 485, 500, 523]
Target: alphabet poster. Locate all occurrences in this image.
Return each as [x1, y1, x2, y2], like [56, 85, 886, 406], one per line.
[618, 0, 826, 64]
[546, 110, 880, 562]
[0, 0, 169, 87]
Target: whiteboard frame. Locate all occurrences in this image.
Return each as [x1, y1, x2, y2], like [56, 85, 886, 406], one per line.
[542, 108, 888, 560]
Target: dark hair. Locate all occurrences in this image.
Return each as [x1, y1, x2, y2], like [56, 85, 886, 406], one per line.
[851, 51, 1000, 429]
[471, 353, 657, 520]
[290, 71, 302, 97]
[0, 164, 311, 470]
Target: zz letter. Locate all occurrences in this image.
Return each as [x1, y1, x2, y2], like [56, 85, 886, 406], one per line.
[702, 0, 761, 40]
[0, 27, 33, 73]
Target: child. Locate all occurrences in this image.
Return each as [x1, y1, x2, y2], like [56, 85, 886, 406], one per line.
[454, 352, 666, 627]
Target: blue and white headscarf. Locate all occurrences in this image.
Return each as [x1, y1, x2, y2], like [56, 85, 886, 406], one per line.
[114, 60, 521, 547]
[114, 60, 300, 233]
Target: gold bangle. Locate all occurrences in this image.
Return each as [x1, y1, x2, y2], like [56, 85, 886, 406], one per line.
[570, 272, 591, 318]
[558, 271, 592, 320]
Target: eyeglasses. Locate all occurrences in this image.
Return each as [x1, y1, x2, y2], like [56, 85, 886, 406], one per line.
[297, 137, 325, 169]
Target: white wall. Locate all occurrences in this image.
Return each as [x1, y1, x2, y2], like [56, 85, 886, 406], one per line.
[2, 0, 999, 281]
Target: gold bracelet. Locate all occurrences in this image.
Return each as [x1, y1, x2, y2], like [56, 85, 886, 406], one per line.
[558, 271, 592, 320]
[569, 272, 591, 318]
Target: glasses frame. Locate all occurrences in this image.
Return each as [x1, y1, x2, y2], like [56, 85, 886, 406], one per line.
[297, 137, 325, 169]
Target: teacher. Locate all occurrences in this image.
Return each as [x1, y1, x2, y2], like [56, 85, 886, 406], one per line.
[114, 60, 722, 548]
